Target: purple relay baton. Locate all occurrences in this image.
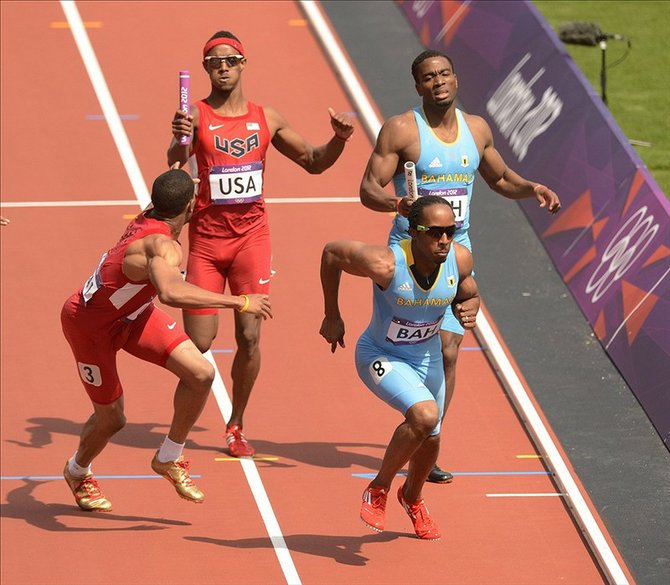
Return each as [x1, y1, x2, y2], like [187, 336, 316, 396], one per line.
[178, 70, 190, 146]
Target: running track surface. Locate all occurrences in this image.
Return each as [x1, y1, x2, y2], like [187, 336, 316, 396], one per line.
[0, 2, 633, 584]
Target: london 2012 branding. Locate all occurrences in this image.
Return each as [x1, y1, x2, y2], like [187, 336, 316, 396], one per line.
[486, 53, 563, 162]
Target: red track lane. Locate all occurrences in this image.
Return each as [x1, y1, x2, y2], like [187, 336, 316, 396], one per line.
[1, 2, 630, 584]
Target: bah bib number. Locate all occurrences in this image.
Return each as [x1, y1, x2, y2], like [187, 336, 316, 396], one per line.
[386, 316, 443, 345]
[418, 187, 468, 224]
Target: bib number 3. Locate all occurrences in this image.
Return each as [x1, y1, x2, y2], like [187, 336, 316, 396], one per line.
[78, 362, 102, 387]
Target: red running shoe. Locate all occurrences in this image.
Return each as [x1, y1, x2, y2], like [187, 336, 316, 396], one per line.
[360, 486, 388, 532]
[397, 484, 441, 540]
[225, 425, 255, 458]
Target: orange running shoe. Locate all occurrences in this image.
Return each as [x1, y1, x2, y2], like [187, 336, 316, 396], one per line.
[151, 453, 204, 503]
[397, 484, 441, 540]
[225, 425, 255, 458]
[360, 486, 388, 532]
[63, 463, 112, 512]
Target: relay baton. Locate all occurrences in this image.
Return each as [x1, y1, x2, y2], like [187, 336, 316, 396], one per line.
[404, 161, 419, 201]
[178, 70, 190, 146]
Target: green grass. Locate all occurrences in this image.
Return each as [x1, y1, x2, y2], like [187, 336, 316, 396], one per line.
[533, 1, 670, 199]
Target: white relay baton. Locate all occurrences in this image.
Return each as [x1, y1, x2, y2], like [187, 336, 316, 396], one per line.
[404, 161, 418, 201]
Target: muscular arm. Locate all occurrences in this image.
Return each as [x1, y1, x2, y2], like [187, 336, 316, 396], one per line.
[125, 235, 272, 318]
[359, 113, 415, 212]
[470, 115, 561, 214]
[452, 243, 480, 329]
[266, 107, 354, 174]
[319, 241, 394, 352]
[167, 105, 200, 166]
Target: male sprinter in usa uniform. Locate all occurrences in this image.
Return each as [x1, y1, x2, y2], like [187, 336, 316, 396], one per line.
[61, 167, 272, 512]
[169, 31, 354, 458]
[359, 50, 560, 483]
[319, 196, 479, 540]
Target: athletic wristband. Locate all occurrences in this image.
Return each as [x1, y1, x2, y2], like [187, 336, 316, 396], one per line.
[333, 133, 349, 142]
[237, 294, 250, 313]
[396, 197, 403, 213]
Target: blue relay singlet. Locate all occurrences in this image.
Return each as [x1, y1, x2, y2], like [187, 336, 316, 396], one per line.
[390, 108, 480, 251]
[359, 239, 459, 364]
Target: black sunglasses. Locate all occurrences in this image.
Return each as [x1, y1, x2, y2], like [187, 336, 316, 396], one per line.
[415, 224, 457, 239]
[204, 55, 244, 68]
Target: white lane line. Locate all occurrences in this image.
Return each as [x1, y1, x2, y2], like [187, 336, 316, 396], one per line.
[205, 352, 301, 585]
[2, 200, 139, 208]
[61, 3, 300, 584]
[486, 493, 565, 498]
[1, 197, 360, 208]
[60, 1, 149, 209]
[301, 2, 629, 584]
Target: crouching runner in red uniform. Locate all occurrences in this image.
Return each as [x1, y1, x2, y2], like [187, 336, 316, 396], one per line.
[61, 167, 272, 512]
[168, 31, 354, 457]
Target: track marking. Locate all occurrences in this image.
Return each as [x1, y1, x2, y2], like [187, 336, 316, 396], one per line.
[517, 454, 543, 459]
[205, 351, 301, 585]
[352, 471, 552, 479]
[3, 200, 138, 208]
[486, 493, 564, 498]
[1, 475, 201, 481]
[301, 2, 629, 583]
[60, 0, 150, 209]
[215, 457, 279, 462]
[61, 3, 301, 583]
[50, 20, 102, 28]
[1, 197, 360, 208]
[86, 113, 140, 120]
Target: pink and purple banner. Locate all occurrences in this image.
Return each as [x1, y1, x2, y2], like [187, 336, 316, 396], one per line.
[397, 0, 670, 446]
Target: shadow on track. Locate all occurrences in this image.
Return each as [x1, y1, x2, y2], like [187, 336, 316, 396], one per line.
[186, 531, 412, 566]
[2, 480, 191, 532]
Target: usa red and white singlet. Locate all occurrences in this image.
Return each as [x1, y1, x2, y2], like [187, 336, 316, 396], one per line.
[190, 99, 272, 238]
[61, 212, 189, 404]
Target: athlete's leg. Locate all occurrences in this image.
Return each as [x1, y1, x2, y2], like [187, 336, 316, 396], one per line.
[60, 297, 127, 468]
[441, 329, 464, 411]
[405, 355, 445, 499]
[123, 307, 213, 444]
[371, 400, 439, 490]
[427, 324, 464, 484]
[163, 339, 215, 443]
[124, 309, 214, 503]
[404, 434, 440, 501]
[355, 344, 441, 491]
[228, 310, 261, 427]
[183, 312, 219, 353]
[65, 397, 123, 511]
[183, 231, 227, 352]
[75, 397, 126, 467]
[226, 224, 271, 430]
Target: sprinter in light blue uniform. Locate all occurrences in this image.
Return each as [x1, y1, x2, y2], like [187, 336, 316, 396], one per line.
[390, 107, 479, 338]
[319, 196, 480, 540]
[359, 49, 560, 486]
[355, 238, 458, 434]
[390, 107, 480, 252]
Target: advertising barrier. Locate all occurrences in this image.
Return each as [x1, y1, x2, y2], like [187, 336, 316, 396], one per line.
[397, 0, 670, 447]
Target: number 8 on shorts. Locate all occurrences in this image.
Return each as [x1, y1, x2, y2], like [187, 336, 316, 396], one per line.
[369, 357, 392, 385]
